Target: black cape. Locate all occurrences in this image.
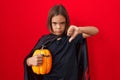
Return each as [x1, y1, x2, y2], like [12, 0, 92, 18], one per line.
[24, 34, 90, 80]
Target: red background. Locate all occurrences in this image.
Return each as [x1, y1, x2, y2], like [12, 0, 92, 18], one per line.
[0, 0, 120, 80]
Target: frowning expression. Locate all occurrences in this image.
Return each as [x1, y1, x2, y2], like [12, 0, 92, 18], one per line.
[51, 15, 66, 36]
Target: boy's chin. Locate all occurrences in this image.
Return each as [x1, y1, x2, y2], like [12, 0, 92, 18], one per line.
[53, 33, 63, 36]
[52, 31, 66, 36]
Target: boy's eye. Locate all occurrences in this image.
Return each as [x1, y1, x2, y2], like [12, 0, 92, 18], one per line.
[52, 22, 66, 26]
[60, 22, 66, 25]
[52, 22, 57, 25]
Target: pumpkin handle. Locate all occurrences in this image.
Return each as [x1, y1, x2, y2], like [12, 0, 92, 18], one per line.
[41, 45, 46, 49]
[41, 45, 51, 57]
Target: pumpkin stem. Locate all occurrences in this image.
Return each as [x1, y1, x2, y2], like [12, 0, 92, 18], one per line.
[41, 45, 46, 49]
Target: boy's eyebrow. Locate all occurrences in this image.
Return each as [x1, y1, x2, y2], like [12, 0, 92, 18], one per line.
[52, 21, 66, 23]
[52, 22, 57, 23]
[60, 22, 66, 24]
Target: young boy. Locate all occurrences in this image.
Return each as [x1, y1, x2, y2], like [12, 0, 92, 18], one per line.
[24, 4, 99, 80]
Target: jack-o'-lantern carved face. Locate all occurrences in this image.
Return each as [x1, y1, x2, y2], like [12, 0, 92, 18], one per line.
[32, 49, 52, 75]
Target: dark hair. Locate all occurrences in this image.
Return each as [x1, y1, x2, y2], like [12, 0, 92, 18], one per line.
[47, 4, 70, 33]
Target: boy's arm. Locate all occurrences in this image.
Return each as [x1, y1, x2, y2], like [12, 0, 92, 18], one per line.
[67, 25, 99, 42]
[79, 26, 99, 38]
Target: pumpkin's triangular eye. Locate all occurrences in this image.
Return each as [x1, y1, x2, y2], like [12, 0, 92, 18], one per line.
[42, 54, 50, 57]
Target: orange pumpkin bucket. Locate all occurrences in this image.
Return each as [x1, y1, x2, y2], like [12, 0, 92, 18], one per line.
[32, 49, 52, 75]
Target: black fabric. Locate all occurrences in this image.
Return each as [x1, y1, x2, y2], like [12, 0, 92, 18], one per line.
[24, 34, 90, 80]
[77, 39, 90, 80]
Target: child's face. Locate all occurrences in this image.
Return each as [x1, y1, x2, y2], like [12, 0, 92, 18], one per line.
[51, 15, 66, 36]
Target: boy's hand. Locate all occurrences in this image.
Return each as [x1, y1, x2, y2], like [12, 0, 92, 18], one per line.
[67, 25, 82, 42]
[27, 54, 43, 66]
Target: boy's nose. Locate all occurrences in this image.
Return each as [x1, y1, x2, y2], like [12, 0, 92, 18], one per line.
[56, 24, 61, 29]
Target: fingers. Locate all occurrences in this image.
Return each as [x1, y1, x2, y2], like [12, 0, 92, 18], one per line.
[67, 26, 74, 36]
[67, 25, 79, 42]
[33, 54, 43, 66]
[69, 32, 77, 42]
[36, 59, 42, 66]
[37, 54, 43, 65]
